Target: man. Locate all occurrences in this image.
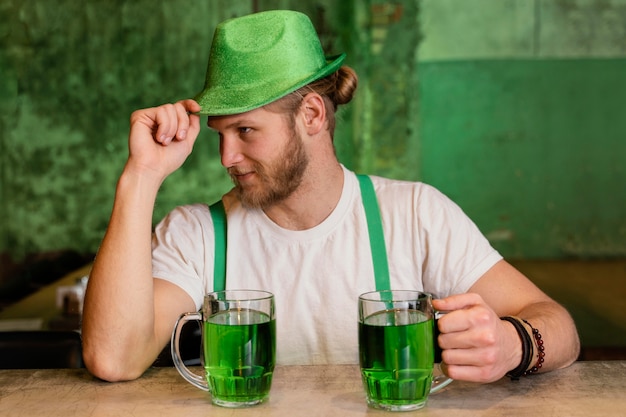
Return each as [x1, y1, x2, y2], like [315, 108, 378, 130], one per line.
[82, 10, 579, 383]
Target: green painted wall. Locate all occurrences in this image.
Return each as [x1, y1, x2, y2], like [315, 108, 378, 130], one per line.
[1, 0, 625, 263]
[417, 0, 626, 258]
[418, 59, 626, 258]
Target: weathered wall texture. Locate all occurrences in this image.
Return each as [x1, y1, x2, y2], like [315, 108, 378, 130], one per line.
[1, 1, 233, 258]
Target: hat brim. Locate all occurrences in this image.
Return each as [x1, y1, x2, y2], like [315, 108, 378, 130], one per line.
[194, 53, 346, 116]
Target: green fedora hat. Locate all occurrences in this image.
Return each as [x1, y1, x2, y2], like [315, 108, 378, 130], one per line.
[194, 10, 346, 116]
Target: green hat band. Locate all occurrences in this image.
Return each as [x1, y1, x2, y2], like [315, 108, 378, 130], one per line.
[195, 10, 346, 116]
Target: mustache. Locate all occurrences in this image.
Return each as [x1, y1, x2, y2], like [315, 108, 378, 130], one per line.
[227, 167, 251, 176]
[228, 165, 266, 179]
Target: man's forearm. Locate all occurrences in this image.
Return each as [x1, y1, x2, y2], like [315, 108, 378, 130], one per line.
[517, 300, 580, 373]
[82, 169, 163, 381]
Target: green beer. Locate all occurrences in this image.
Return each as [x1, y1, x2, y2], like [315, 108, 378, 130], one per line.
[204, 309, 276, 406]
[359, 309, 435, 410]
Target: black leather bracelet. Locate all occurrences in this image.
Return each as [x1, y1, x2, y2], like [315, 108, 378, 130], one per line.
[500, 316, 533, 380]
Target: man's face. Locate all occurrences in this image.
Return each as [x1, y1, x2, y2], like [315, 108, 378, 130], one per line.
[208, 107, 309, 209]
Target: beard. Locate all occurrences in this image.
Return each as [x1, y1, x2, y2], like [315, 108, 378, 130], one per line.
[229, 129, 309, 209]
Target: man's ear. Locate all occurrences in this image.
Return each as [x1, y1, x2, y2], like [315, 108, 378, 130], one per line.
[300, 93, 326, 135]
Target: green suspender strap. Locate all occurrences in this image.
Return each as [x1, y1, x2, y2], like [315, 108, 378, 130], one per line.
[208, 175, 391, 293]
[208, 200, 227, 292]
[356, 175, 391, 292]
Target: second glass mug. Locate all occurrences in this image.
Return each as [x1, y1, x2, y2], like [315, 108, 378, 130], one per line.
[171, 289, 276, 408]
[358, 290, 453, 411]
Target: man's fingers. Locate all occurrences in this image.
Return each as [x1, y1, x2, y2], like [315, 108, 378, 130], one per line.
[178, 100, 202, 144]
[434, 293, 483, 334]
[179, 98, 202, 115]
[151, 101, 201, 145]
[153, 104, 178, 145]
[174, 104, 190, 140]
[433, 293, 484, 311]
[442, 346, 496, 367]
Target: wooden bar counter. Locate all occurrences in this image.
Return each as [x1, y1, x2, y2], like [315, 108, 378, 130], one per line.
[1, 362, 624, 416]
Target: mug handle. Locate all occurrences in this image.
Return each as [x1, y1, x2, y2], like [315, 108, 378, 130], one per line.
[171, 312, 209, 391]
[431, 310, 453, 394]
[431, 364, 454, 393]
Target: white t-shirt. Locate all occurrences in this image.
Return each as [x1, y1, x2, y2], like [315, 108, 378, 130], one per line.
[152, 166, 502, 365]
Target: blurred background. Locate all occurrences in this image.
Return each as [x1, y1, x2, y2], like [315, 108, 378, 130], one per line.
[1, 0, 625, 356]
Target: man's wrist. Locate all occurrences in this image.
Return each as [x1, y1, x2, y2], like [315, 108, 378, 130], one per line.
[500, 316, 533, 380]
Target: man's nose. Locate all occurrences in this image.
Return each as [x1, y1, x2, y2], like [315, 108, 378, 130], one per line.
[219, 136, 244, 167]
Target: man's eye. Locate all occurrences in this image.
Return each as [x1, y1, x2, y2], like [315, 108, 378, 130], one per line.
[239, 127, 252, 134]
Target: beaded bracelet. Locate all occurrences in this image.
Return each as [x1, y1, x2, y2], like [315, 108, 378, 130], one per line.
[521, 319, 545, 375]
[500, 316, 533, 380]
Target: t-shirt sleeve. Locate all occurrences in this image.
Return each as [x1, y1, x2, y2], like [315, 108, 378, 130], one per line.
[151, 204, 213, 311]
[415, 184, 503, 298]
